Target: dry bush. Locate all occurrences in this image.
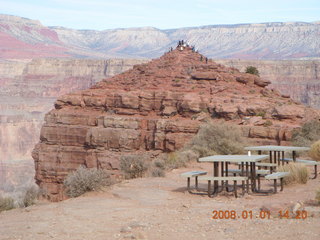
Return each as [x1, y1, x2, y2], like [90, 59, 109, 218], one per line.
[64, 166, 111, 198]
[316, 189, 320, 205]
[153, 159, 165, 170]
[0, 196, 15, 212]
[151, 167, 165, 177]
[149, 159, 166, 177]
[278, 163, 310, 185]
[120, 155, 149, 179]
[292, 120, 320, 147]
[310, 140, 320, 162]
[188, 122, 247, 157]
[21, 186, 39, 207]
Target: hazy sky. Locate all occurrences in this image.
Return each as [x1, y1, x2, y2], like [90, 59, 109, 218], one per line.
[1, 0, 319, 30]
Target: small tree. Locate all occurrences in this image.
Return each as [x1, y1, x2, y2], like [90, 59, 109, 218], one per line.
[245, 66, 260, 76]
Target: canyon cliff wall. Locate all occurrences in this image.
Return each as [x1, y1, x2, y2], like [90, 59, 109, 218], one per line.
[216, 60, 320, 109]
[0, 58, 145, 191]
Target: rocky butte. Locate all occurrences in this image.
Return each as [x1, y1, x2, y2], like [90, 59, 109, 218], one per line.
[32, 46, 320, 201]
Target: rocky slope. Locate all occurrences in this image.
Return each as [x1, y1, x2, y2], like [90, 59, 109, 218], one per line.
[216, 60, 320, 109]
[1, 14, 320, 59]
[32, 47, 320, 201]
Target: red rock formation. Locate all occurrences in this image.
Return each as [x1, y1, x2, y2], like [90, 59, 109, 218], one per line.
[32, 46, 320, 201]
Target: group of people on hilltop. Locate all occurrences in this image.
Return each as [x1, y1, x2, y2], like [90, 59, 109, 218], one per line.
[173, 40, 198, 53]
[177, 40, 195, 51]
[168, 40, 208, 63]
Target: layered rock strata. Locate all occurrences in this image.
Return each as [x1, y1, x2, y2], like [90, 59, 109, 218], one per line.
[33, 47, 320, 201]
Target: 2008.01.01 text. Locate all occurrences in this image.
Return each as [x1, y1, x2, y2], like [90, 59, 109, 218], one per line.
[212, 210, 308, 219]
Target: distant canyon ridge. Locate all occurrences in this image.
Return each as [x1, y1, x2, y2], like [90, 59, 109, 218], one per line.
[0, 14, 320, 59]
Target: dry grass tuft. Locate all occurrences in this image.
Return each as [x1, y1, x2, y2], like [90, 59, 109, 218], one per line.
[310, 140, 320, 161]
[278, 163, 310, 185]
[64, 166, 111, 198]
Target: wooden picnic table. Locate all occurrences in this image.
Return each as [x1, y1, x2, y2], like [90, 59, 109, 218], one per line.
[244, 146, 310, 165]
[198, 155, 269, 195]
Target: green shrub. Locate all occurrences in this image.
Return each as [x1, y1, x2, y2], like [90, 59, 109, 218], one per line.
[188, 122, 247, 157]
[0, 196, 15, 212]
[245, 66, 260, 76]
[310, 140, 320, 161]
[292, 120, 320, 147]
[21, 186, 39, 207]
[278, 163, 310, 185]
[120, 155, 149, 179]
[64, 166, 111, 198]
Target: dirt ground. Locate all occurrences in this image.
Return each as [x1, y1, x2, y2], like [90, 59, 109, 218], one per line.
[1, 162, 320, 240]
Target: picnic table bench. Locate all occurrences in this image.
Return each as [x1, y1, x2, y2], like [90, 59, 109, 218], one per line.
[181, 171, 207, 192]
[198, 176, 248, 198]
[264, 172, 290, 193]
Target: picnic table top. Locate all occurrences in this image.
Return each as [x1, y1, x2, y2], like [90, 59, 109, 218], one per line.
[198, 154, 269, 163]
[244, 145, 310, 152]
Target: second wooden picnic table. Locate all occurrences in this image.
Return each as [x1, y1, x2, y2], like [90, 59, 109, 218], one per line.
[198, 155, 269, 194]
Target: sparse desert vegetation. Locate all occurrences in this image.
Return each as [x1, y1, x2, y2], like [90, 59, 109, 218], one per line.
[63, 166, 112, 198]
[120, 155, 149, 179]
[278, 163, 310, 185]
[292, 120, 320, 147]
[20, 186, 39, 208]
[0, 196, 15, 212]
[150, 159, 166, 177]
[309, 140, 320, 162]
[188, 122, 247, 157]
[245, 66, 260, 76]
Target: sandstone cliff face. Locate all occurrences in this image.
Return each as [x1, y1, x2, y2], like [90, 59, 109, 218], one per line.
[216, 60, 320, 109]
[32, 47, 320, 201]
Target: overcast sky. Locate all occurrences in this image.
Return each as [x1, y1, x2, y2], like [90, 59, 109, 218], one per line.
[0, 0, 319, 30]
